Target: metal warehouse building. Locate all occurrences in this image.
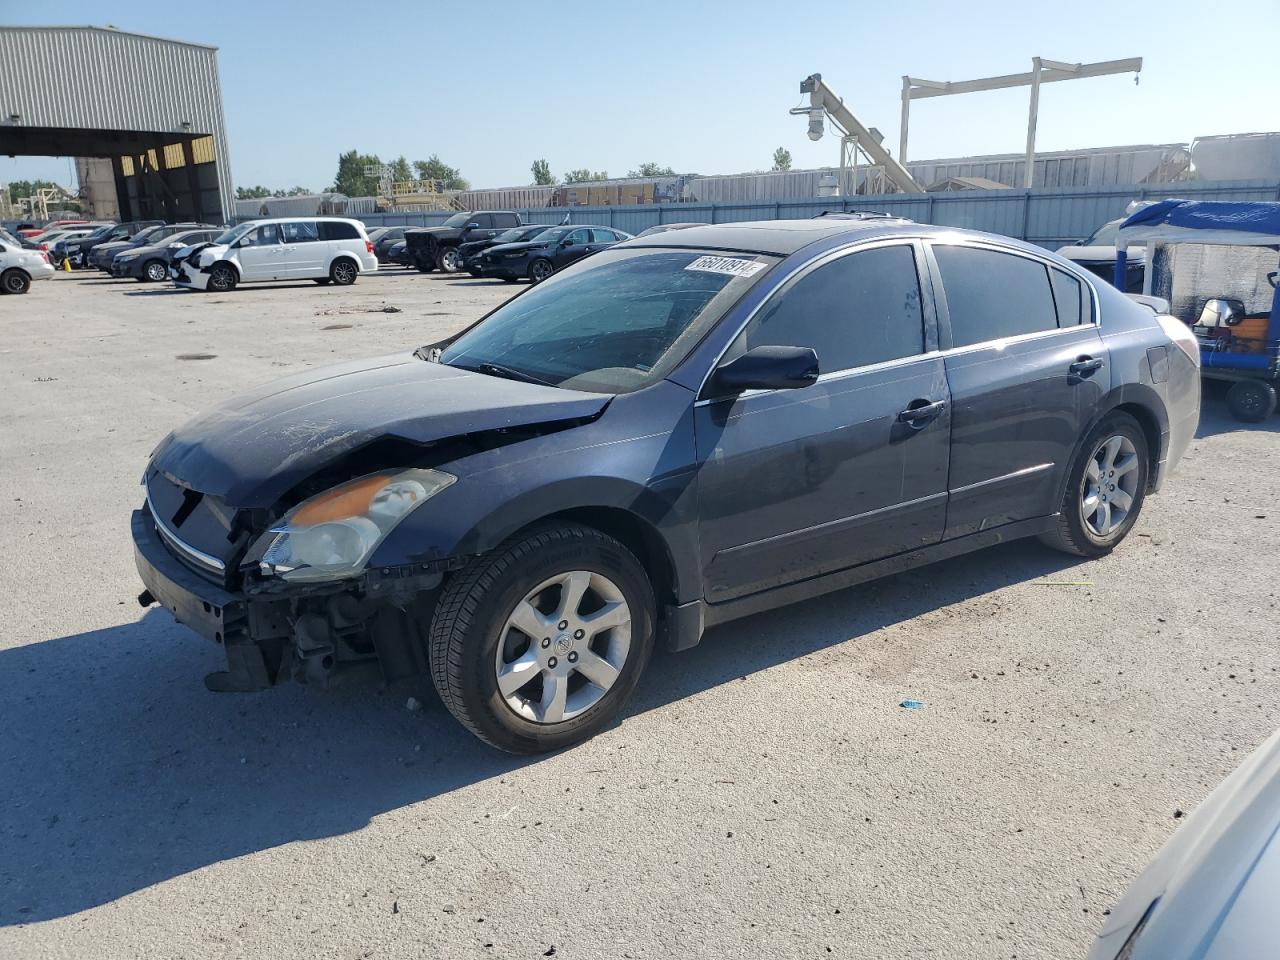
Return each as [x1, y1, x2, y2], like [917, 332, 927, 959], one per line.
[0, 25, 234, 223]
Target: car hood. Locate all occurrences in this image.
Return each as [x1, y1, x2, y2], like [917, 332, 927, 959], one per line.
[1089, 728, 1280, 960]
[484, 240, 547, 256]
[150, 353, 611, 508]
[115, 243, 167, 259]
[1058, 244, 1146, 265]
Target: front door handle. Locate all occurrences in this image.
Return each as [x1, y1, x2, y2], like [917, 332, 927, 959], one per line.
[1069, 356, 1104, 381]
[898, 399, 946, 428]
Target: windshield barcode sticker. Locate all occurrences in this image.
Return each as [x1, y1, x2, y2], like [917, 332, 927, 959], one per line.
[684, 255, 765, 278]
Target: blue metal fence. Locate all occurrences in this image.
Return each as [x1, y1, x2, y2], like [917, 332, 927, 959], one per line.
[353, 179, 1280, 249]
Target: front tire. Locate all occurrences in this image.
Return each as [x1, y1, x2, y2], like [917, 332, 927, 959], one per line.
[1, 269, 31, 294]
[436, 246, 462, 273]
[529, 258, 554, 283]
[143, 259, 168, 282]
[206, 263, 238, 292]
[1226, 379, 1277, 422]
[428, 524, 655, 753]
[1040, 412, 1149, 557]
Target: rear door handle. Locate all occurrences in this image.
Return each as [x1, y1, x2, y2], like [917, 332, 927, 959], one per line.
[898, 399, 946, 428]
[1069, 356, 1104, 381]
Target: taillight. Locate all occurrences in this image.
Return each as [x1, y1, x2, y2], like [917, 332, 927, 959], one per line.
[39, 252, 50, 264]
[366, 240, 374, 254]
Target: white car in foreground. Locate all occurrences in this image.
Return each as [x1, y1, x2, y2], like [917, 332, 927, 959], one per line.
[0, 229, 56, 294]
[172, 217, 377, 292]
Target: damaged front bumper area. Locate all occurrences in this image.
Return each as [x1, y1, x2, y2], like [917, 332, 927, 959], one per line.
[131, 507, 445, 694]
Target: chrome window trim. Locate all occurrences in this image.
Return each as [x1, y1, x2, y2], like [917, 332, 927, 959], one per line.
[693, 232, 1107, 408]
[145, 488, 226, 574]
[925, 236, 1101, 346]
[695, 348, 944, 407]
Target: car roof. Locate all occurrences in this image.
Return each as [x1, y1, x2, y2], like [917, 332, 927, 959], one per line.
[620, 217, 1070, 260]
[622, 217, 922, 255]
[235, 217, 363, 226]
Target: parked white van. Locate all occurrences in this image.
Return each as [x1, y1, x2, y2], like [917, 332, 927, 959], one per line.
[172, 218, 377, 291]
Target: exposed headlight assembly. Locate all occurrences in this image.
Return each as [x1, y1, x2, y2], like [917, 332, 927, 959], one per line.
[256, 469, 455, 582]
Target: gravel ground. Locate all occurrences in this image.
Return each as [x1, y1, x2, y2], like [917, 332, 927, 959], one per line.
[1, 268, 1277, 960]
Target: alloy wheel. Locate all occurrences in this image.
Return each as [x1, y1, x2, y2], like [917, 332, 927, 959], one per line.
[441, 249, 462, 272]
[145, 261, 167, 282]
[530, 260, 553, 282]
[494, 570, 632, 724]
[1081, 434, 1140, 537]
[333, 261, 357, 284]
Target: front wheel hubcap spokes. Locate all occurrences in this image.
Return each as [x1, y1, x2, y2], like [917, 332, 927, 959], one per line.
[495, 570, 631, 724]
[1082, 435, 1139, 536]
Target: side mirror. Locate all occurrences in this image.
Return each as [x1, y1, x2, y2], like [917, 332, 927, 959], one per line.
[465, 222, 480, 230]
[712, 345, 819, 394]
[236, 236, 252, 248]
[1197, 297, 1246, 328]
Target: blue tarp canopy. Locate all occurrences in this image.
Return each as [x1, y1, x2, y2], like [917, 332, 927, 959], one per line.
[1116, 199, 1280, 248]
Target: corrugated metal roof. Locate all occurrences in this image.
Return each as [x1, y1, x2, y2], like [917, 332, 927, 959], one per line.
[0, 26, 234, 218]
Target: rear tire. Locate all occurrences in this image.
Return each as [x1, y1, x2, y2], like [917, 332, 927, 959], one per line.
[1039, 411, 1149, 558]
[330, 259, 358, 286]
[1, 269, 30, 294]
[428, 523, 655, 753]
[1226, 379, 1277, 422]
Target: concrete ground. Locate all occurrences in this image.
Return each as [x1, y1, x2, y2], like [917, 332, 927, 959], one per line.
[1, 267, 1277, 960]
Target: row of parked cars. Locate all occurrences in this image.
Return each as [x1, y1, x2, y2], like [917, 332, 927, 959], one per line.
[3, 207, 687, 295]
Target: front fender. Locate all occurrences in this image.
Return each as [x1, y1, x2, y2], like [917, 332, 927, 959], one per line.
[369, 380, 703, 602]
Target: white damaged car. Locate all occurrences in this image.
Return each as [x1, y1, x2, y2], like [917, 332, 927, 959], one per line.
[0, 228, 57, 294]
[173, 217, 378, 292]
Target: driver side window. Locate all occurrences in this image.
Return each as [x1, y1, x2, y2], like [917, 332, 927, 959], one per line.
[732, 244, 925, 372]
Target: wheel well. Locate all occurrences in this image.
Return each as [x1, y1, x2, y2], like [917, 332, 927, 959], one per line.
[524, 507, 676, 612]
[1113, 402, 1162, 490]
[331, 254, 358, 266]
[211, 260, 240, 279]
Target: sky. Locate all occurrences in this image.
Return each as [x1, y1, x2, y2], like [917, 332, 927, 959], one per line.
[3, 0, 1278, 194]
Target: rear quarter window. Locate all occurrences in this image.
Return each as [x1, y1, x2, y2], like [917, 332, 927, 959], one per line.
[320, 221, 360, 241]
[1050, 268, 1089, 326]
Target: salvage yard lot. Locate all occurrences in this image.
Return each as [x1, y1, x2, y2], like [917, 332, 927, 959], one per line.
[2, 269, 1277, 959]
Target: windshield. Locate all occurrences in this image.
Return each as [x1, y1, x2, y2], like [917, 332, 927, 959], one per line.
[213, 224, 253, 245]
[1086, 218, 1145, 249]
[530, 227, 571, 243]
[438, 247, 778, 393]
[495, 227, 530, 242]
[442, 213, 470, 228]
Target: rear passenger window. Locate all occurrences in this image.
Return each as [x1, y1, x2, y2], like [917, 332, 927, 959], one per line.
[493, 213, 519, 228]
[933, 246, 1058, 347]
[1050, 268, 1086, 326]
[281, 221, 320, 243]
[319, 221, 359, 241]
[591, 229, 618, 243]
[738, 244, 925, 372]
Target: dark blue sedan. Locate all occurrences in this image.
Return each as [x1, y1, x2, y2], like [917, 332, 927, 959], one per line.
[476, 224, 632, 282]
[131, 217, 1200, 752]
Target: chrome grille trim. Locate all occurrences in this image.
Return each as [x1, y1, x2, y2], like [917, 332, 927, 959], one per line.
[145, 487, 226, 574]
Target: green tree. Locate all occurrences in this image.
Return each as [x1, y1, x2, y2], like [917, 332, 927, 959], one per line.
[235, 185, 273, 200]
[772, 147, 793, 171]
[7, 179, 59, 203]
[283, 186, 312, 196]
[412, 155, 469, 191]
[331, 149, 383, 197]
[531, 158, 555, 185]
[626, 162, 676, 178]
[563, 168, 608, 183]
[389, 155, 414, 184]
